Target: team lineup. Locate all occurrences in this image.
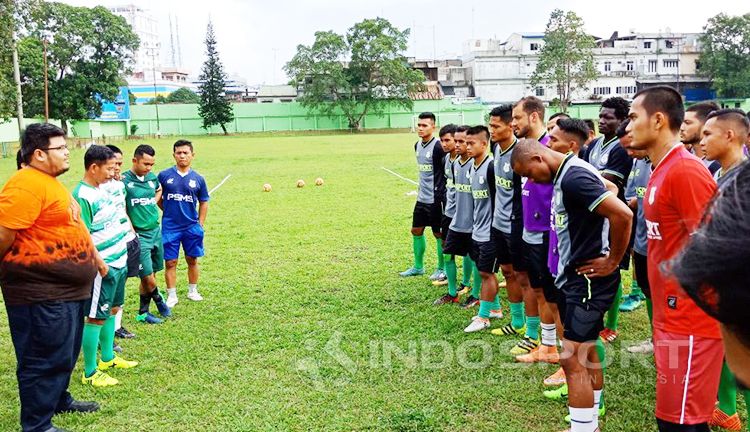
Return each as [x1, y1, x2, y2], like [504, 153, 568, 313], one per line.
[1, 84, 750, 431]
[399, 86, 750, 432]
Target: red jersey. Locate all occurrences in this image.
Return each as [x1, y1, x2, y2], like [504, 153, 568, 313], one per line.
[644, 144, 720, 339]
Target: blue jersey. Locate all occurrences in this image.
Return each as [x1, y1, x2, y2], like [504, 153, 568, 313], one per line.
[158, 167, 210, 232]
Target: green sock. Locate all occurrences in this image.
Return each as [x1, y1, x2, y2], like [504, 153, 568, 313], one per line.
[646, 298, 653, 324]
[492, 294, 501, 311]
[99, 316, 116, 363]
[461, 256, 473, 286]
[445, 256, 458, 297]
[629, 279, 642, 298]
[596, 337, 607, 410]
[82, 322, 102, 377]
[744, 390, 750, 429]
[605, 282, 623, 331]
[718, 361, 738, 415]
[436, 239, 444, 270]
[412, 235, 426, 270]
[471, 264, 481, 298]
[478, 300, 493, 319]
[526, 315, 540, 340]
[509, 302, 525, 330]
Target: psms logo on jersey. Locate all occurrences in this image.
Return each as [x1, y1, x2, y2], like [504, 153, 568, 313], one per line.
[189, 179, 197, 189]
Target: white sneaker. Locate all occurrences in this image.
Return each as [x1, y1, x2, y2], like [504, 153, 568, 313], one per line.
[470, 310, 503, 320]
[627, 339, 654, 354]
[187, 290, 203, 302]
[166, 294, 178, 308]
[464, 317, 491, 333]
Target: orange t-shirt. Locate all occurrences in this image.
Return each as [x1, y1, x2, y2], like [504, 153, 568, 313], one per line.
[0, 168, 98, 305]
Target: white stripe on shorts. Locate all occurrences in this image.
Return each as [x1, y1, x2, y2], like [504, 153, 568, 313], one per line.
[89, 273, 103, 318]
[679, 334, 695, 424]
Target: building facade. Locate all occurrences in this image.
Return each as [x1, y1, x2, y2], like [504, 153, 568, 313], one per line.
[463, 31, 713, 104]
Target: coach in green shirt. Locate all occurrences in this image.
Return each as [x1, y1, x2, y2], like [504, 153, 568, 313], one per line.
[122, 145, 172, 324]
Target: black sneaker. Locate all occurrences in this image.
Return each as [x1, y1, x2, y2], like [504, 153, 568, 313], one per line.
[115, 327, 135, 339]
[113, 343, 123, 353]
[461, 295, 480, 309]
[433, 294, 459, 306]
[56, 399, 100, 414]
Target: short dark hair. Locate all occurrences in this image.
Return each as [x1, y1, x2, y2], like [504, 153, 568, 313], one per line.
[633, 85, 685, 133]
[16, 149, 23, 170]
[549, 112, 570, 122]
[466, 125, 490, 141]
[706, 109, 750, 140]
[615, 119, 631, 138]
[418, 112, 436, 123]
[510, 138, 544, 167]
[173, 139, 193, 152]
[20, 123, 66, 165]
[456, 125, 470, 134]
[439, 124, 458, 137]
[584, 119, 596, 134]
[134, 144, 156, 158]
[105, 144, 122, 155]
[84, 145, 115, 170]
[686, 101, 721, 123]
[489, 104, 513, 124]
[556, 118, 590, 146]
[672, 160, 750, 346]
[601, 97, 630, 120]
[514, 96, 545, 119]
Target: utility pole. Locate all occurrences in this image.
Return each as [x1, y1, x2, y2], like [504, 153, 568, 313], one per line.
[43, 39, 49, 122]
[149, 45, 161, 136]
[12, 34, 24, 134]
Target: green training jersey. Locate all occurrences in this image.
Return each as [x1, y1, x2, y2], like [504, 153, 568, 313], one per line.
[73, 181, 128, 269]
[122, 170, 161, 231]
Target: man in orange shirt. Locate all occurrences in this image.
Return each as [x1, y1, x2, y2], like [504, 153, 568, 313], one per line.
[0, 123, 101, 432]
[627, 86, 723, 432]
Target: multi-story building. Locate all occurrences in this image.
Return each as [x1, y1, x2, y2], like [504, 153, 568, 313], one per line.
[109, 4, 161, 78]
[463, 31, 713, 104]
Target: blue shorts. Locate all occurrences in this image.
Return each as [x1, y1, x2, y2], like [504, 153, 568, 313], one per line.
[162, 224, 205, 261]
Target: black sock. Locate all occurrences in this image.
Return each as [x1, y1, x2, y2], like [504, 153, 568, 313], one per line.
[151, 287, 163, 304]
[139, 294, 150, 314]
[656, 419, 709, 432]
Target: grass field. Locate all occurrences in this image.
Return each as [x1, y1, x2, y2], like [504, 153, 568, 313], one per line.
[0, 132, 682, 431]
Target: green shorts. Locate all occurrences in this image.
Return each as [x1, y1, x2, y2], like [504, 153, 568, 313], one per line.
[137, 226, 165, 278]
[86, 265, 128, 320]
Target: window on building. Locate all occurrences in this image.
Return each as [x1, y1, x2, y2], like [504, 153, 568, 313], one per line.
[665, 40, 674, 49]
[616, 86, 622, 94]
[626, 61, 634, 71]
[664, 59, 679, 68]
[530, 43, 540, 51]
[475, 40, 481, 47]
[644, 41, 652, 49]
[594, 87, 612, 96]
[695, 60, 702, 71]
[535, 87, 544, 96]
[648, 60, 657, 73]
[604, 61, 611, 72]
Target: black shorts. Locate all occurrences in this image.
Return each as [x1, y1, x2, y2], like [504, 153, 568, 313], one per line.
[126, 236, 141, 278]
[560, 269, 620, 342]
[412, 201, 442, 233]
[443, 229, 472, 257]
[470, 239, 499, 274]
[522, 234, 557, 303]
[491, 225, 526, 271]
[633, 252, 650, 299]
[441, 215, 452, 239]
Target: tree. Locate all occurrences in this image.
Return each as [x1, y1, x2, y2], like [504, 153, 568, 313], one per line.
[699, 13, 750, 98]
[19, 2, 138, 131]
[167, 87, 200, 104]
[197, 20, 233, 134]
[530, 9, 598, 113]
[285, 17, 425, 130]
[0, 0, 15, 120]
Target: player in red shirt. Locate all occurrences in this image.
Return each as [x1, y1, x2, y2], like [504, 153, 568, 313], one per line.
[627, 85, 723, 432]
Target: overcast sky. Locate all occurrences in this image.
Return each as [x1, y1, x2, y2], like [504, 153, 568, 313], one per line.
[60, 0, 748, 86]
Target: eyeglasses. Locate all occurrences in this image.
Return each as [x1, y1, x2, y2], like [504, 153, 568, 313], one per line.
[43, 145, 68, 152]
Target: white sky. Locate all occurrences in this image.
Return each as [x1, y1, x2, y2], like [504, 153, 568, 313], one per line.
[59, 0, 749, 86]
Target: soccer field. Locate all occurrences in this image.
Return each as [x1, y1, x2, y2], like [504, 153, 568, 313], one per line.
[0, 132, 667, 431]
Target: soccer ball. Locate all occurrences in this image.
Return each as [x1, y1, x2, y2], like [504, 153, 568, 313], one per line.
[262, 183, 272, 192]
[315, 177, 324, 186]
[296, 179, 305, 188]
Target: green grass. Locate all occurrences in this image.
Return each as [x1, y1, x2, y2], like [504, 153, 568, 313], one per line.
[0, 133, 661, 431]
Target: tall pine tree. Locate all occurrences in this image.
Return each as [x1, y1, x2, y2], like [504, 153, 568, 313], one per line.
[198, 20, 233, 134]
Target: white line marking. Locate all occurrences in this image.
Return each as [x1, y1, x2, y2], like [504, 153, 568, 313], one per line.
[209, 174, 232, 195]
[381, 167, 418, 186]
